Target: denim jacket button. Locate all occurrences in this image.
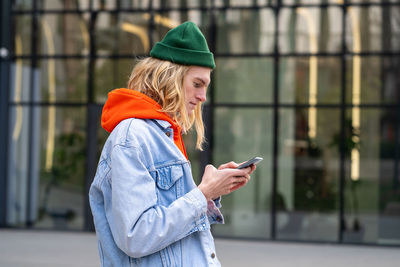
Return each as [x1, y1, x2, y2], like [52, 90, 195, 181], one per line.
[165, 131, 171, 137]
[211, 253, 216, 259]
[216, 216, 222, 222]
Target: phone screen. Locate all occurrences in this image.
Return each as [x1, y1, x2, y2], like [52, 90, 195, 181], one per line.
[237, 157, 263, 169]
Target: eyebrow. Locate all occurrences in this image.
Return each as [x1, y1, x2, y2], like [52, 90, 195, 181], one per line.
[194, 77, 209, 86]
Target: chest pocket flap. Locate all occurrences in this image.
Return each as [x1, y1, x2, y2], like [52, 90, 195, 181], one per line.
[156, 165, 184, 190]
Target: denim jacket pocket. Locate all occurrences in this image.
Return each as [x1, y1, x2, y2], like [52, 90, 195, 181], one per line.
[155, 165, 183, 190]
[154, 164, 184, 205]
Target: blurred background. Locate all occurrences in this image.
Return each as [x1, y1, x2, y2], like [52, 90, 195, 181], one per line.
[0, 0, 399, 249]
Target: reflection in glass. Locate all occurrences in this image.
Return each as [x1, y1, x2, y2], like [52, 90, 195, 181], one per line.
[152, 0, 210, 8]
[212, 108, 273, 239]
[95, 59, 135, 103]
[216, 9, 274, 54]
[346, 4, 400, 52]
[279, 57, 341, 104]
[215, 58, 274, 104]
[346, 56, 400, 105]
[343, 108, 400, 245]
[37, 0, 89, 10]
[345, 6, 399, 53]
[7, 107, 38, 226]
[93, 0, 152, 9]
[34, 107, 87, 230]
[39, 14, 89, 55]
[10, 59, 31, 103]
[282, 0, 338, 4]
[39, 59, 88, 102]
[13, 0, 32, 10]
[14, 16, 32, 55]
[277, 108, 340, 242]
[96, 13, 149, 55]
[279, 7, 342, 54]
[152, 10, 209, 45]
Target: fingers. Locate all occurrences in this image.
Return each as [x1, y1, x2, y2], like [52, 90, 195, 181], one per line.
[222, 167, 250, 177]
[218, 161, 238, 170]
[230, 177, 249, 192]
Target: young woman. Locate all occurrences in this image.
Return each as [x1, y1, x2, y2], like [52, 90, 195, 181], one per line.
[89, 21, 255, 267]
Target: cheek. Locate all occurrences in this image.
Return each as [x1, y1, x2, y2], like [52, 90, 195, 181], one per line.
[184, 85, 195, 98]
[183, 81, 191, 97]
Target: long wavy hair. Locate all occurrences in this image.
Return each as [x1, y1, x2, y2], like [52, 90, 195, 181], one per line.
[127, 57, 205, 150]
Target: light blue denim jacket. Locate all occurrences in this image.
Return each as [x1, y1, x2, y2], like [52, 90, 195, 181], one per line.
[89, 118, 224, 267]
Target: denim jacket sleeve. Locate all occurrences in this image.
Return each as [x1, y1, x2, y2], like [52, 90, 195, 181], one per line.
[109, 143, 208, 258]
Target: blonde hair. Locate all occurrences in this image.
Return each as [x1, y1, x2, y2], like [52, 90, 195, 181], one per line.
[127, 57, 205, 150]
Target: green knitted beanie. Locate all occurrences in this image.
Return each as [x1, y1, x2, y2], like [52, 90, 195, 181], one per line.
[150, 21, 215, 69]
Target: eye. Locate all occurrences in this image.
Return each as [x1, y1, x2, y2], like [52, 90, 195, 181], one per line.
[193, 82, 201, 88]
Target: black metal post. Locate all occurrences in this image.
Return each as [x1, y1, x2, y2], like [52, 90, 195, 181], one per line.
[270, 0, 281, 241]
[339, 0, 348, 243]
[395, 67, 400, 192]
[199, 6, 216, 173]
[84, 2, 97, 231]
[0, 0, 12, 227]
[26, 0, 39, 227]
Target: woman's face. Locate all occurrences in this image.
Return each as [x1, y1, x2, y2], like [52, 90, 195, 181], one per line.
[183, 66, 211, 116]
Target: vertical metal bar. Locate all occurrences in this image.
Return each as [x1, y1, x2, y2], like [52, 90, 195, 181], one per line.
[395, 65, 400, 192]
[200, 5, 216, 174]
[84, 0, 97, 231]
[0, 0, 12, 227]
[270, 0, 281, 241]
[148, 0, 155, 51]
[26, 0, 39, 227]
[339, 0, 348, 243]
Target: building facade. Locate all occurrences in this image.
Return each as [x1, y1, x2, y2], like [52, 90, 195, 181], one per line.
[0, 0, 399, 246]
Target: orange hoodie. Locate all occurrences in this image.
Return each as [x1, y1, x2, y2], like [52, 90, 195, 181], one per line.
[101, 88, 188, 159]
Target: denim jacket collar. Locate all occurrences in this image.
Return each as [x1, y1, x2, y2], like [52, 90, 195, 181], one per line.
[153, 119, 172, 131]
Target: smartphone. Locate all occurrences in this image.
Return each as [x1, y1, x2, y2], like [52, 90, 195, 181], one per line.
[236, 157, 263, 169]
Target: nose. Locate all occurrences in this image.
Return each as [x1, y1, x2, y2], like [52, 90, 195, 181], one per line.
[196, 88, 207, 103]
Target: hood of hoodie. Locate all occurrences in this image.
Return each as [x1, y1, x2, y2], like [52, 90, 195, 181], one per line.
[101, 88, 187, 159]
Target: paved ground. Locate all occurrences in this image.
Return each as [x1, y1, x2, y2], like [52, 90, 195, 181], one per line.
[0, 229, 399, 267]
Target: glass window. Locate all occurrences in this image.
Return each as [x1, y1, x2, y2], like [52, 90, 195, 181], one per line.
[346, 56, 400, 104]
[390, 6, 400, 51]
[35, 107, 87, 230]
[37, 0, 89, 10]
[277, 107, 340, 242]
[39, 59, 88, 102]
[152, 10, 211, 45]
[282, 0, 339, 4]
[7, 106, 32, 226]
[343, 108, 400, 245]
[349, 0, 388, 4]
[212, 107, 273, 239]
[96, 12, 149, 55]
[377, 108, 400, 245]
[214, 57, 274, 104]
[345, 6, 400, 53]
[9, 59, 31, 103]
[95, 58, 136, 103]
[12, 0, 32, 10]
[216, 8, 275, 54]
[152, 0, 211, 8]
[14, 15, 32, 56]
[279, 7, 342, 54]
[279, 57, 342, 104]
[39, 14, 90, 56]
[7, 106, 87, 230]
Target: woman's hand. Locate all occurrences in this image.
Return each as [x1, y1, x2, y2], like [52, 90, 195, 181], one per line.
[218, 161, 257, 174]
[198, 164, 254, 201]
